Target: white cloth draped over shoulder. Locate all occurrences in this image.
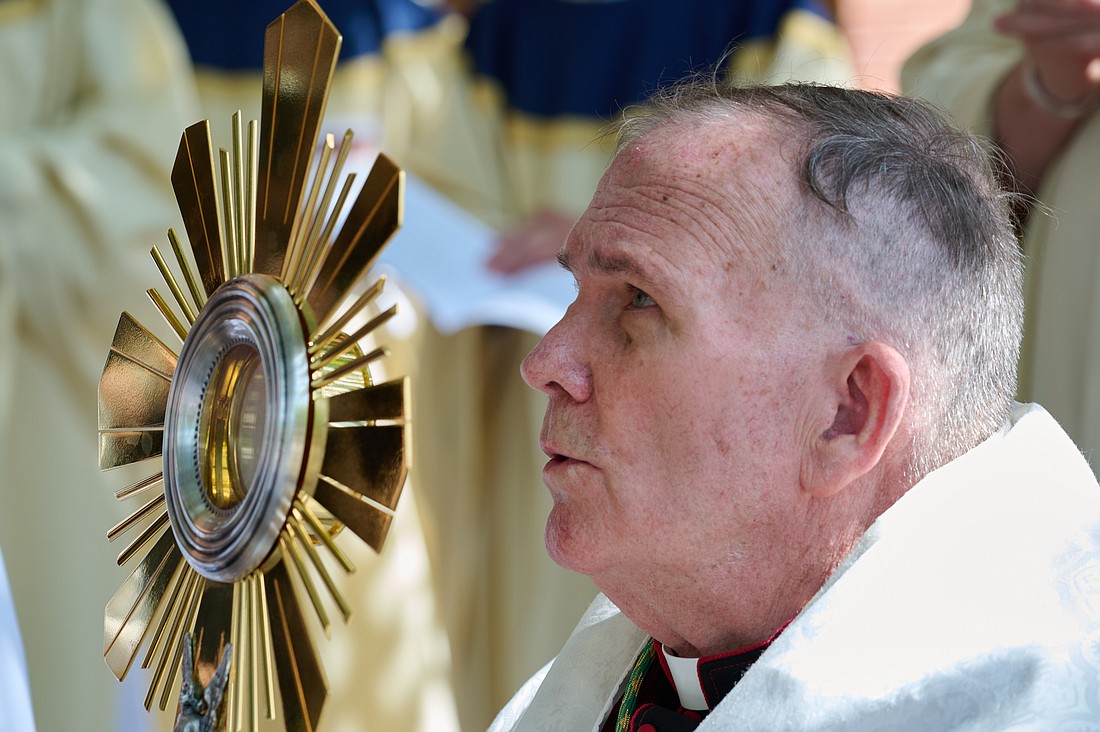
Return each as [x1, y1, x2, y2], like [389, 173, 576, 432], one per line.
[491, 403, 1100, 731]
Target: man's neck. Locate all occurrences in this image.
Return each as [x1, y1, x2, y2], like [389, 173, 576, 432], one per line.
[598, 574, 807, 657]
[595, 496, 879, 656]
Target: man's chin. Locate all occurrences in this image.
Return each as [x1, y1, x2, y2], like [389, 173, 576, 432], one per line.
[544, 510, 598, 575]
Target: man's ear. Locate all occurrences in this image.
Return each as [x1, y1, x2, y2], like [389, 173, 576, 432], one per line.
[802, 342, 910, 498]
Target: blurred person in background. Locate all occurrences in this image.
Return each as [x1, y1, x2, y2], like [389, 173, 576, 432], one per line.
[903, 0, 1100, 475]
[458, 0, 854, 274]
[0, 0, 197, 729]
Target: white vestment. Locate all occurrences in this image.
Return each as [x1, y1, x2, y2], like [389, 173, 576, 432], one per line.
[491, 403, 1100, 731]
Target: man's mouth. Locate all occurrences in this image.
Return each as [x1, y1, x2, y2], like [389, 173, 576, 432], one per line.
[542, 448, 593, 470]
[540, 439, 573, 463]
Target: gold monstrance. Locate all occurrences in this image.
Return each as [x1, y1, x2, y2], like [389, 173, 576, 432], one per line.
[96, 2, 409, 729]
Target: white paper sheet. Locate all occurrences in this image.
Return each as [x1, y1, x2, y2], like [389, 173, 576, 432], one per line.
[375, 174, 576, 336]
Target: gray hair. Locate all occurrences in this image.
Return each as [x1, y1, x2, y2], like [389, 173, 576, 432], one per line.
[615, 80, 1024, 483]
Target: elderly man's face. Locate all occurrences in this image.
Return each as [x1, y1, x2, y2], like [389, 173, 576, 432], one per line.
[521, 118, 832, 599]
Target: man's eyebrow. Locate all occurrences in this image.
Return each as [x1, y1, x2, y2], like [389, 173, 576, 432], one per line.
[556, 249, 571, 273]
[556, 247, 647, 279]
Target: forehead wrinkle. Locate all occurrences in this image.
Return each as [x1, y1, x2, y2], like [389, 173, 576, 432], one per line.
[618, 161, 782, 275]
[625, 119, 798, 272]
[640, 180, 748, 266]
[585, 197, 730, 277]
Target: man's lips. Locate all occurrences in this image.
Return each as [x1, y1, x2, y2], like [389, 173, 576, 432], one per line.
[540, 440, 595, 470]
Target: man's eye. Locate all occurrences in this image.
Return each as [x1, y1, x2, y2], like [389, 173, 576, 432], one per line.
[630, 288, 655, 308]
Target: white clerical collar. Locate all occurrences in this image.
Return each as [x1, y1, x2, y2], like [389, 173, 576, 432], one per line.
[660, 645, 709, 711]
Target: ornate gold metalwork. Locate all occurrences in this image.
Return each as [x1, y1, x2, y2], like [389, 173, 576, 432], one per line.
[96, 2, 410, 729]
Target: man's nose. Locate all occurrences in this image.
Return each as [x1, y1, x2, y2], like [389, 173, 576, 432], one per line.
[520, 315, 593, 403]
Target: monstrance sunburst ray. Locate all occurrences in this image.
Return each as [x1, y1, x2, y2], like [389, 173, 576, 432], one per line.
[96, 2, 410, 729]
